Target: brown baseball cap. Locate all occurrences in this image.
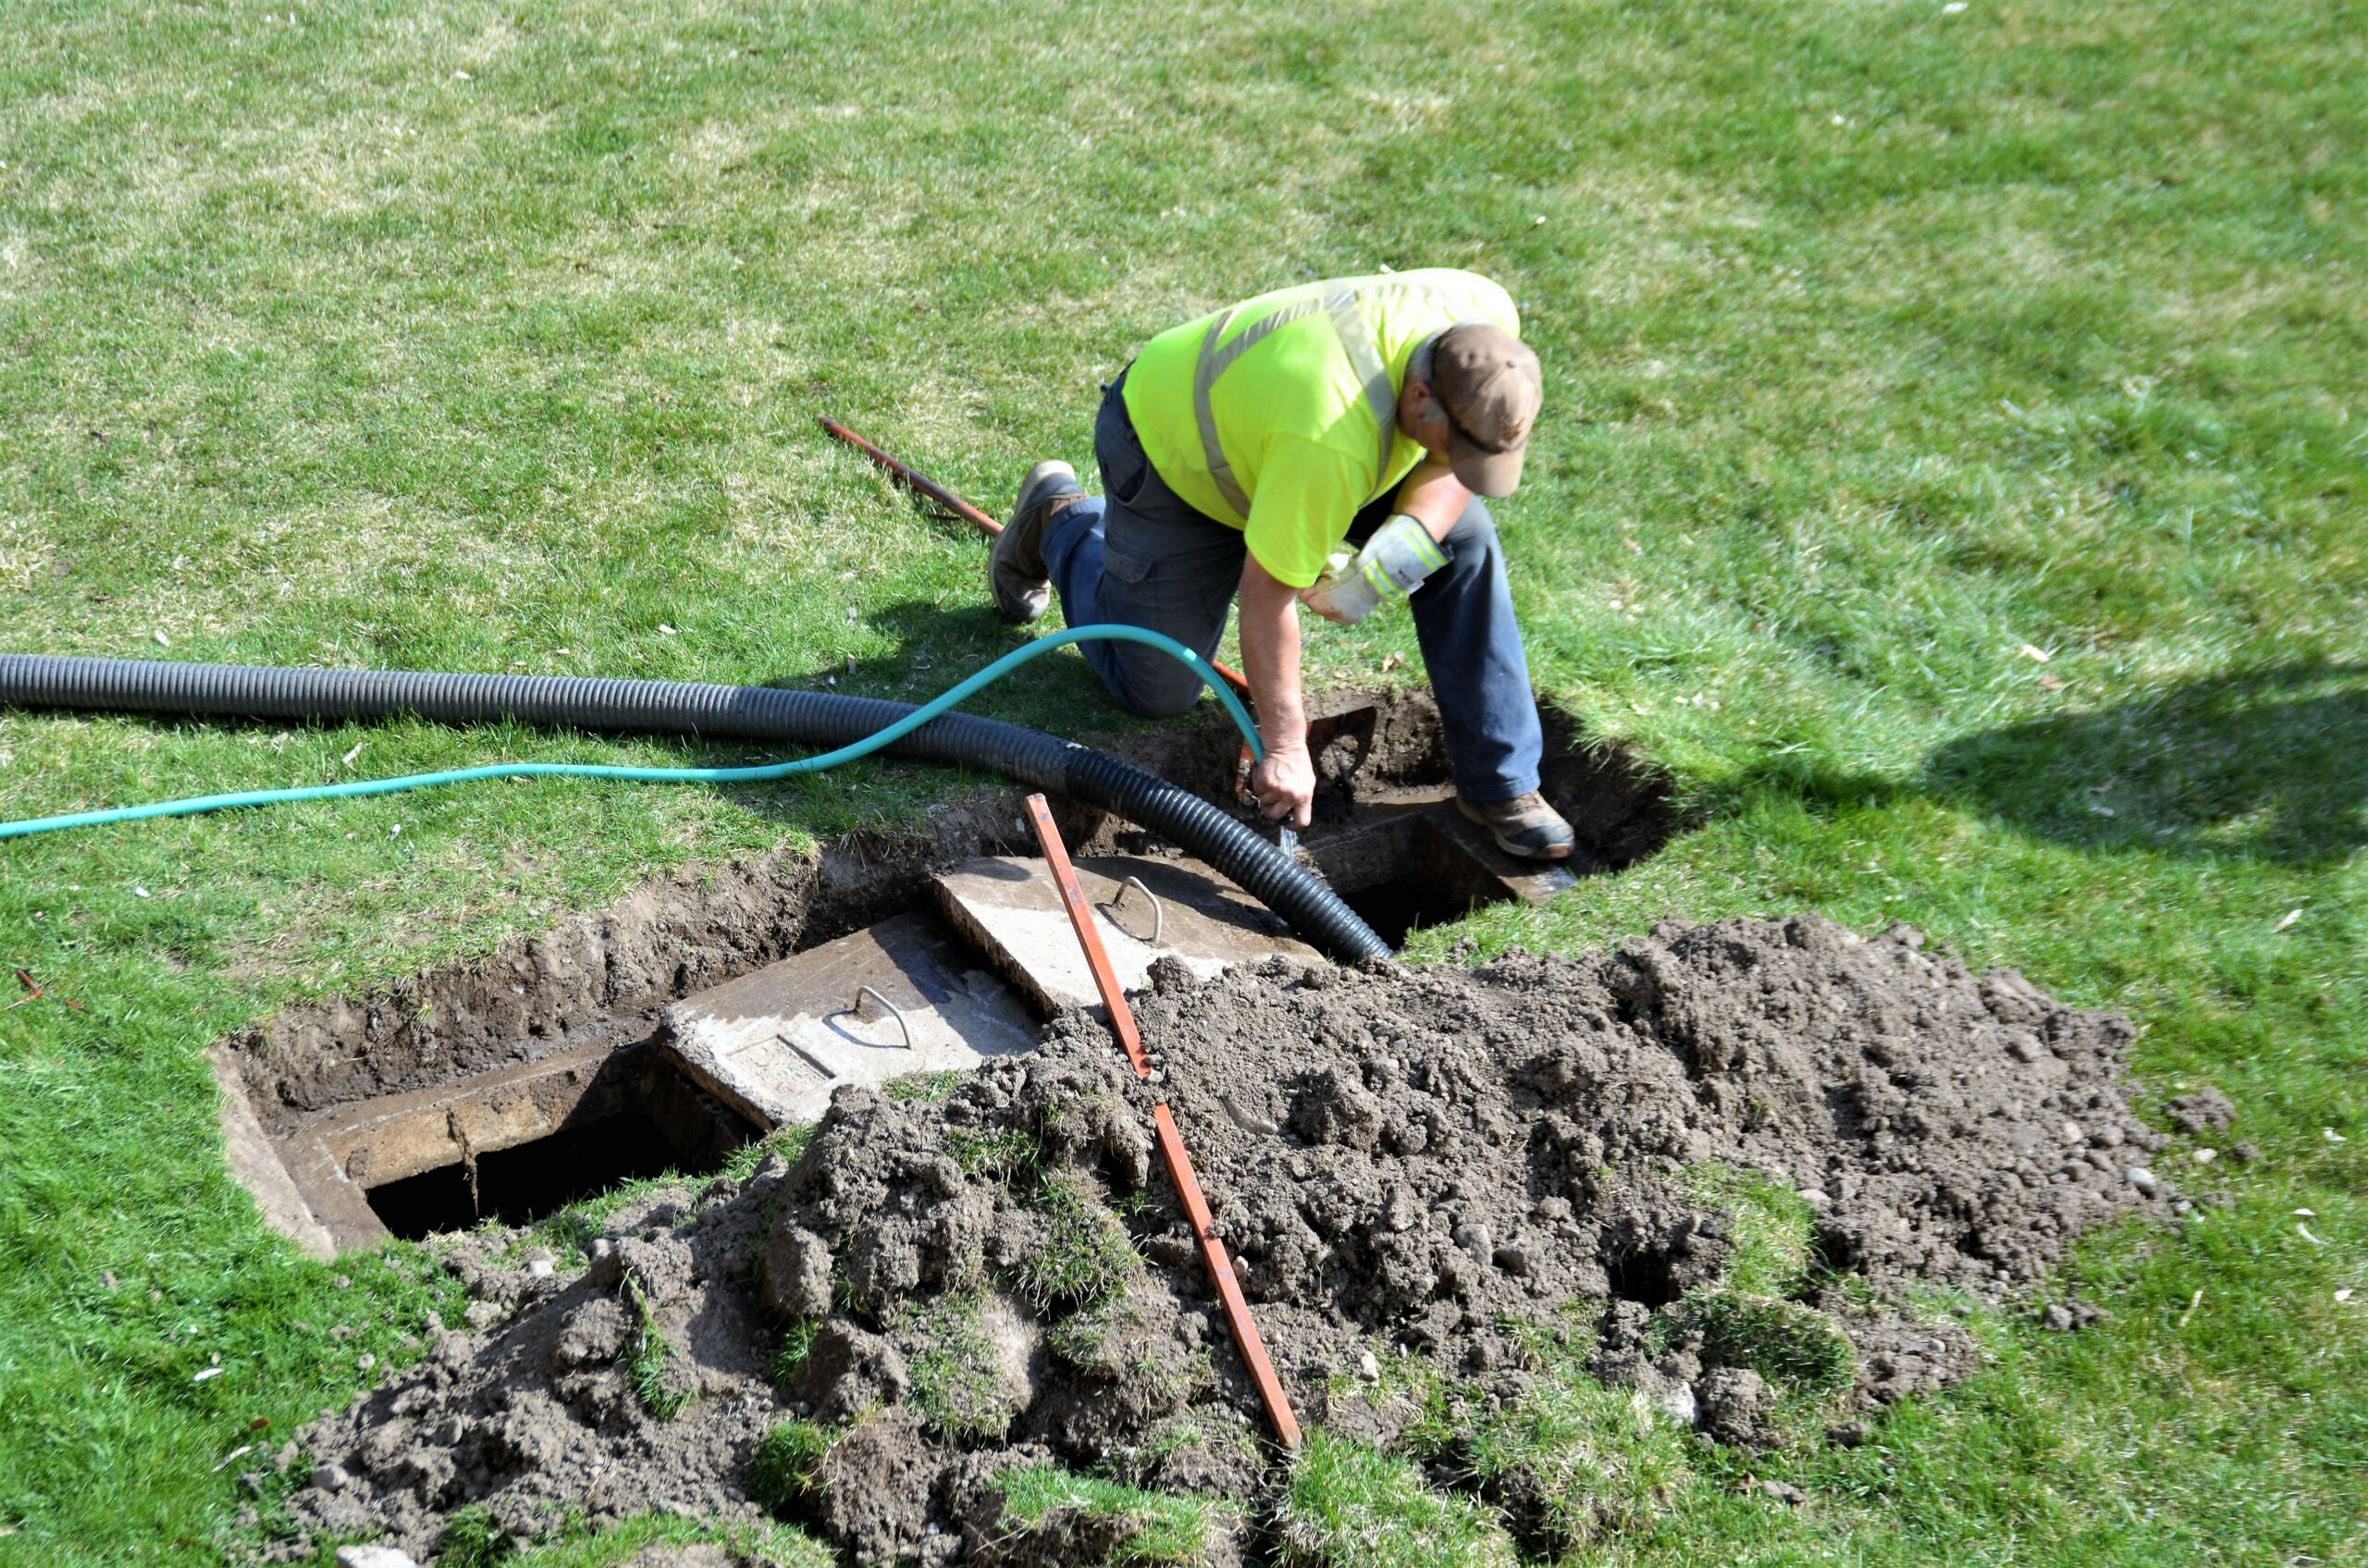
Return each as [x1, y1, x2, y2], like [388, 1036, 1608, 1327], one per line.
[1429, 324, 1542, 497]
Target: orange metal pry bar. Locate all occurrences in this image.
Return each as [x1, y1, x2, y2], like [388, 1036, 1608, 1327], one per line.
[1022, 793, 1301, 1450]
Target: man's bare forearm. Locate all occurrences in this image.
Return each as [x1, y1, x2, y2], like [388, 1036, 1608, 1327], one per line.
[1237, 556, 1306, 756]
[1393, 458, 1473, 543]
[1237, 551, 1318, 824]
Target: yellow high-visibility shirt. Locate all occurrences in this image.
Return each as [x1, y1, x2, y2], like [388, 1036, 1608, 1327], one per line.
[1121, 268, 1520, 588]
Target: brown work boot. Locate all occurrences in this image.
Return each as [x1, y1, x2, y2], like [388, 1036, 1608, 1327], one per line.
[992, 460, 1086, 623]
[1456, 790, 1575, 860]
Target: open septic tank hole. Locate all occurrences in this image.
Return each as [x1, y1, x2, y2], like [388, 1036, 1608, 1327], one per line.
[1336, 876, 1482, 947]
[212, 688, 1675, 1253]
[365, 1102, 700, 1240]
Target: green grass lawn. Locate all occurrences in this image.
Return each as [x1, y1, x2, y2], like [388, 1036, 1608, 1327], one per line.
[2, 0, 2362, 1562]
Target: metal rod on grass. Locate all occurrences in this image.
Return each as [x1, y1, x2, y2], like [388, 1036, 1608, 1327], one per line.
[817, 414, 1255, 703]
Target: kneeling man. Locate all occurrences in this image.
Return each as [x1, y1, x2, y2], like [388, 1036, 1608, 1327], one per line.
[992, 268, 1572, 860]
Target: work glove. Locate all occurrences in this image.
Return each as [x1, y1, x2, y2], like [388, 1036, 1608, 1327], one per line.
[1300, 513, 1448, 626]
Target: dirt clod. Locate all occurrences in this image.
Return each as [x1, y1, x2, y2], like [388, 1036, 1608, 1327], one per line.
[275, 916, 2164, 1564]
[2165, 1088, 2237, 1136]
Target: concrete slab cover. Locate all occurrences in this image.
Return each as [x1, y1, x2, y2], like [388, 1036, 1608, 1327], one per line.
[660, 911, 1039, 1129]
[929, 852, 1324, 1017]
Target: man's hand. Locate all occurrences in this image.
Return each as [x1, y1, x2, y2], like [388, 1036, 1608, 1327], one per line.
[1249, 742, 1316, 829]
[1298, 573, 1359, 627]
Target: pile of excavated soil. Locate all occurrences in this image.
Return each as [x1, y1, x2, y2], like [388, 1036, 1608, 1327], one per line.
[274, 917, 2178, 1566]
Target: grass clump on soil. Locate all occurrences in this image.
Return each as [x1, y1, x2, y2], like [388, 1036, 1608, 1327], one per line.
[623, 1278, 690, 1423]
[1462, 1374, 1694, 1550]
[1686, 1161, 1818, 1298]
[949, 1126, 1042, 1186]
[991, 1464, 1226, 1566]
[1046, 1296, 1212, 1409]
[1669, 1163, 1855, 1403]
[439, 1503, 519, 1567]
[1275, 1429, 1521, 1568]
[1671, 1291, 1857, 1398]
[498, 1513, 833, 1567]
[895, 1289, 1021, 1442]
[771, 1316, 820, 1391]
[1008, 1173, 1139, 1312]
[746, 1419, 842, 1514]
[726, 1124, 818, 1184]
[885, 1070, 971, 1105]
[1403, 1312, 1691, 1551]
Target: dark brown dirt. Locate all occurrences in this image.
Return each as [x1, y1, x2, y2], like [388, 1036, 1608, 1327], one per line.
[273, 916, 2171, 1566]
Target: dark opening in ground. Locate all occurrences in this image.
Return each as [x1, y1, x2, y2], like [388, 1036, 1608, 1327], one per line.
[1337, 876, 1488, 948]
[1606, 1245, 1684, 1308]
[365, 1103, 721, 1241]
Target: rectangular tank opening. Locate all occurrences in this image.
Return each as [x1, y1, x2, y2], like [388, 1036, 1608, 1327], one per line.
[1336, 877, 1490, 948]
[364, 1100, 729, 1241]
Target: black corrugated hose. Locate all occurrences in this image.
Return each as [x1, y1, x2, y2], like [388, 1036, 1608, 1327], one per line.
[0, 654, 1391, 962]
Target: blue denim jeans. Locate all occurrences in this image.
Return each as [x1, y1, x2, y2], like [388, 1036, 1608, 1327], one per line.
[1039, 376, 1545, 802]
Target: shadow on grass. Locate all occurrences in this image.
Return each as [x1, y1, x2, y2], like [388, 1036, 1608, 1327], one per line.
[1759, 661, 2368, 867]
[769, 597, 1171, 734]
[1924, 661, 2366, 866]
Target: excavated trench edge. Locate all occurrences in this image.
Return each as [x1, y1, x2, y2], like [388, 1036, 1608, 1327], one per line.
[212, 690, 1677, 1254]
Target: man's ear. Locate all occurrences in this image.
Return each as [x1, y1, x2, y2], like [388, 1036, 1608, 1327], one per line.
[1398, 375, 1437, 431]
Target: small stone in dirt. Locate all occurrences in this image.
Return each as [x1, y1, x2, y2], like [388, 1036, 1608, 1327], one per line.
[1220, 1094, 1278, 1136]
[2060, 1121, 2084, 1143]
[1751, 1479, 1807, 1506]
[1358, 1350, 1381, 1381]
[462, 1302, 504, 1330]
[334, 1546, 420, 1568]
[526, 1259, 555, 1279]
[2128, 1167, 2160, 1196]
[1453, 1222, 1491, 1258]
[2191, 1147, 2217, 1165]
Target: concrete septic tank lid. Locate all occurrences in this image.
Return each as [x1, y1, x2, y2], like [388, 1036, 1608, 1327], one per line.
[657, 909, 1042, 1130]
[928, 850, 1326, 1017]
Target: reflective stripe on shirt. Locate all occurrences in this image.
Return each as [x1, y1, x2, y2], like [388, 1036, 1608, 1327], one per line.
[1190, 278, 1450, 515]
